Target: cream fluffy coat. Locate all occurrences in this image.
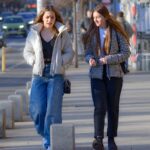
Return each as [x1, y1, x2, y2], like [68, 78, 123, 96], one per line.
[23, 22, 74, 76]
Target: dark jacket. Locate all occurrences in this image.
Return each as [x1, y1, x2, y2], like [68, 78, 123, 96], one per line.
[85, 29, 131, 79]
[80, 17, 91, 32]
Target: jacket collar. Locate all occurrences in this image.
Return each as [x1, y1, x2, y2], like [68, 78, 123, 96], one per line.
[31, 22, 67, 34]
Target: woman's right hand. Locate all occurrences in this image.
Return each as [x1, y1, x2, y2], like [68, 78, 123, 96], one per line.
[89, 58, 96, 67]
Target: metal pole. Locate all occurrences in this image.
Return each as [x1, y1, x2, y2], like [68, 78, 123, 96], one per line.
[1, 46, 6, 72]
[113, 0, 117, 16]
[89, 1, 92, 10]
[73, 0, 78, 68]
[37, 0, 47, 14]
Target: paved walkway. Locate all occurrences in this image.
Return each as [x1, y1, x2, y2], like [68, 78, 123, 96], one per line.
[0, 61, 150, 150]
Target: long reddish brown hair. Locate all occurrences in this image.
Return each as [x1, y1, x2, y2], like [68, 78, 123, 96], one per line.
[83, 4, 129, 54]
[34, 5, 64, 33]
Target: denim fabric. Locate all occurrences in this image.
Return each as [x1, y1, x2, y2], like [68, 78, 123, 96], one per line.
[29, 64, 64, 149]
[91, 77, 123, 138]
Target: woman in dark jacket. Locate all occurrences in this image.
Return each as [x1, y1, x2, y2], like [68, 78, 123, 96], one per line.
[83, 4, 130, 150]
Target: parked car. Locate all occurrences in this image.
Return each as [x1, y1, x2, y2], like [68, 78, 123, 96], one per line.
[0, 30, 6, 48]
[2, 15, 27, 37]
[17, 12, 36, 28]
[0, 11, 13, 22]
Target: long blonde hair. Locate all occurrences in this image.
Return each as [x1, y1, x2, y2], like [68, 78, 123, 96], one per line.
[34, 5, 64, 33]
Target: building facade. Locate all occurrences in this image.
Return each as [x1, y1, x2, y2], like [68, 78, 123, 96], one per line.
[120, 0, 150, 71]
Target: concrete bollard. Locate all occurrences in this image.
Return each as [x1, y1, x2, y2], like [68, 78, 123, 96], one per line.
[0, 109, 6, 138]
[0, 100, 14, 129]
[8, 94, 23, 122]
[26, 81, 31, 95]
[26, 81, 31, 106]
[51, 124, 75, 150]
[15, 89, 29, 115]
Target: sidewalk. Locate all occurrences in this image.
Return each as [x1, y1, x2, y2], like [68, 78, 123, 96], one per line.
[0, 61, 150, 150]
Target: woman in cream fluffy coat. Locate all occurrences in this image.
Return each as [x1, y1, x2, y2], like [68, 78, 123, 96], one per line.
[23, 5, 74, 150]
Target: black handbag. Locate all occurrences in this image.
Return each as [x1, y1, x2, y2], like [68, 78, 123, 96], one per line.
[64, 79, 71, 94]
[120, 62, 129, 74]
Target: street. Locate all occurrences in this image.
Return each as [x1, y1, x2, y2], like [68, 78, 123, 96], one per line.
[2, 36, 26, 70]
[0, 36, 150, 150]
[0, 36, 32, 99]
[0, 0, 150, 149]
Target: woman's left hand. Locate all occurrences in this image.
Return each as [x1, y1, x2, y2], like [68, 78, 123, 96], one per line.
[99, 57, 107, 64]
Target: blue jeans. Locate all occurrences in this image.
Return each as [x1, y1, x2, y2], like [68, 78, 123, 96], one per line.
[29, 64, 64, 149]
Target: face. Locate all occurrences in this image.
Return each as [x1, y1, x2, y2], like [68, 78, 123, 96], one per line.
[42, 11, 56, 28]
[87, 10, 92, 18]
[93, 11, 106, 28]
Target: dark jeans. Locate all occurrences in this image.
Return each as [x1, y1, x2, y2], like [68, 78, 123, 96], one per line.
[91, 77, 123, 138]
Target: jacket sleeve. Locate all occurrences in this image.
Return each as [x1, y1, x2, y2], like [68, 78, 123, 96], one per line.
[61, 31, 74, 65]
[105, 31, 131, 65]
[85, 42, 94, 64]
[23, 32, 35, 66]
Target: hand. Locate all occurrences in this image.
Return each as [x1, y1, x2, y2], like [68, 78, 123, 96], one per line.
[99, 57, 107, 64]
[89, 58, 96, 66]
[81, 28, 86, 33]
